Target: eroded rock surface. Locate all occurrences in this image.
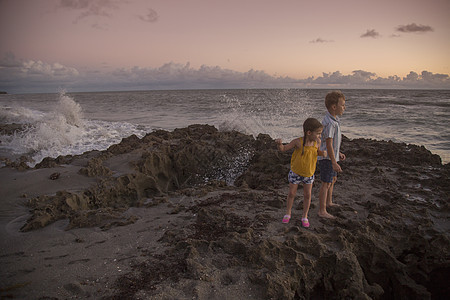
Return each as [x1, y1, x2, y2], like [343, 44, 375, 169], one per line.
[11, 125, 449, 299]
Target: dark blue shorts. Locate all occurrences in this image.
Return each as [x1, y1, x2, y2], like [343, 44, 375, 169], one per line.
[318, 159, 337, 183]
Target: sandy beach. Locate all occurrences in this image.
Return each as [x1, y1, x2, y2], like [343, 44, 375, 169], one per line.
[0, 124, 449, 299]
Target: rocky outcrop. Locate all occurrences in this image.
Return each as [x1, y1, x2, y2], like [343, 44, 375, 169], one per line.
[14, 125, 449, 299]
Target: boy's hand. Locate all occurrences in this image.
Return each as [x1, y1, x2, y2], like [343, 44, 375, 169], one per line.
[332, 161, 342, 173]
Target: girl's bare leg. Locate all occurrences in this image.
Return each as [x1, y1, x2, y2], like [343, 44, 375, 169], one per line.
[286, 183, 298, 216]
[302, 183, 313, 219]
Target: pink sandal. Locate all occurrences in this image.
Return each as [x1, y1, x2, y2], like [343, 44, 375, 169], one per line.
[282, 215, 291, 223]
[301, 218, 310, 228]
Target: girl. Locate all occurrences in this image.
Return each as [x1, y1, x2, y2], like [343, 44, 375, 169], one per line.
[276, 118, 326, 227]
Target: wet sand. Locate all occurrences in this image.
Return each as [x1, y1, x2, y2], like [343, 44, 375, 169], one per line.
[0, 124, 449, 299]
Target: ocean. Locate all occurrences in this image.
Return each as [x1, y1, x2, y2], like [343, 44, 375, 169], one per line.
[1, 89, 449, 166]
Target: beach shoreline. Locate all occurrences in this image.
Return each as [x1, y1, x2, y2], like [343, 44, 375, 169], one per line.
[0, 124, 449, 299]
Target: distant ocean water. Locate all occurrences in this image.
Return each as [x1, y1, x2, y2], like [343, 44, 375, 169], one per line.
[1, 89, 449, 166]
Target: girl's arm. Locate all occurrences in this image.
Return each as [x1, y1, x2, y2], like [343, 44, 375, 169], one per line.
[315, 139, 327, 157]
[276, 138, 300, 152]
[317, 148, 327, 157]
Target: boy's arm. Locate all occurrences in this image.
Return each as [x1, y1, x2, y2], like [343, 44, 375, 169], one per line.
[326, 138, 342, 173]
[276, 138, 299, 152]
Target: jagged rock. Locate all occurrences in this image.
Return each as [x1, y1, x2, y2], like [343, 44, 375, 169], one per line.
[16, 125, 449, 299]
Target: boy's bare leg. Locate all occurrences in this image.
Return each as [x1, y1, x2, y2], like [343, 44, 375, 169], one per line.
[285, 183, 298, 216]
[326, 177, 340, 207]
[302, 184, 312, 219]
[318, 182, 335, 219]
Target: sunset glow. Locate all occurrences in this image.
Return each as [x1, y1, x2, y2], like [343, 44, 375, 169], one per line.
[1, 0, 449, 93]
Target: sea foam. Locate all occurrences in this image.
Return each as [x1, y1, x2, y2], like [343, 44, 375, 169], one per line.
[217, 89, 315, 141]
[0, 92, 148, 166]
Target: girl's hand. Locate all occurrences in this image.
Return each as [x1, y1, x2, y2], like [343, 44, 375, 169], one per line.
[275, 139, 283, 151]
[340, 152, 346, 161]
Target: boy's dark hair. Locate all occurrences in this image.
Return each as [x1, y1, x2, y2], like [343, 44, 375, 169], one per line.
[325, 90, 345, 109]
[301, 118, 323, 154]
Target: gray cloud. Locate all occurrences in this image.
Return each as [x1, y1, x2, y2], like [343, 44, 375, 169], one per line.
[311, 70, 376, 85]
[0, 52, 79, 77]
[361, 29, 381, 38]
[1, 53, 449, 93]
[138, 8, 159, 23]
[418, 71, 448, 81]
[21, 60, 79, 77]
[91, 22, 109, 30]
[106, 62, 300, 91]
[0, 53, 79, 92]
[309, 38, 334, 43]
[351, 70, 377, 79]
[308, 70, 449, 88]
[396, 23, 433, 33]
[404, 71, 419, 81]
[56, 1, 159, 28]
[57, 0, 120, 23]
[0, 52, 22, 68]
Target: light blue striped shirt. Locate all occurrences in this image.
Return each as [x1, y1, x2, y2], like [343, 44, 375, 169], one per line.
[318, 111, 342, 162]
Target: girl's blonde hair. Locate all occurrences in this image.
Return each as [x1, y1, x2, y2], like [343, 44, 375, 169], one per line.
[302, 118, 323, 154]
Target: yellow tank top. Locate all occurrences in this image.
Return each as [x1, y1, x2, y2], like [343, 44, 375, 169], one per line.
[290, 138, 318, 177]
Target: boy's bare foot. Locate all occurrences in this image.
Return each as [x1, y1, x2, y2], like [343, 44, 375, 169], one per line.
[318, 212, 336, 219]
[327, 202, 340, 207]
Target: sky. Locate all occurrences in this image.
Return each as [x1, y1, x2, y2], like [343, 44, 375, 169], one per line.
[0, 0, 449, 93]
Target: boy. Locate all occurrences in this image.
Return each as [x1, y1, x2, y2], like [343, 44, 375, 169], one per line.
[318, 91, 346, 219]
